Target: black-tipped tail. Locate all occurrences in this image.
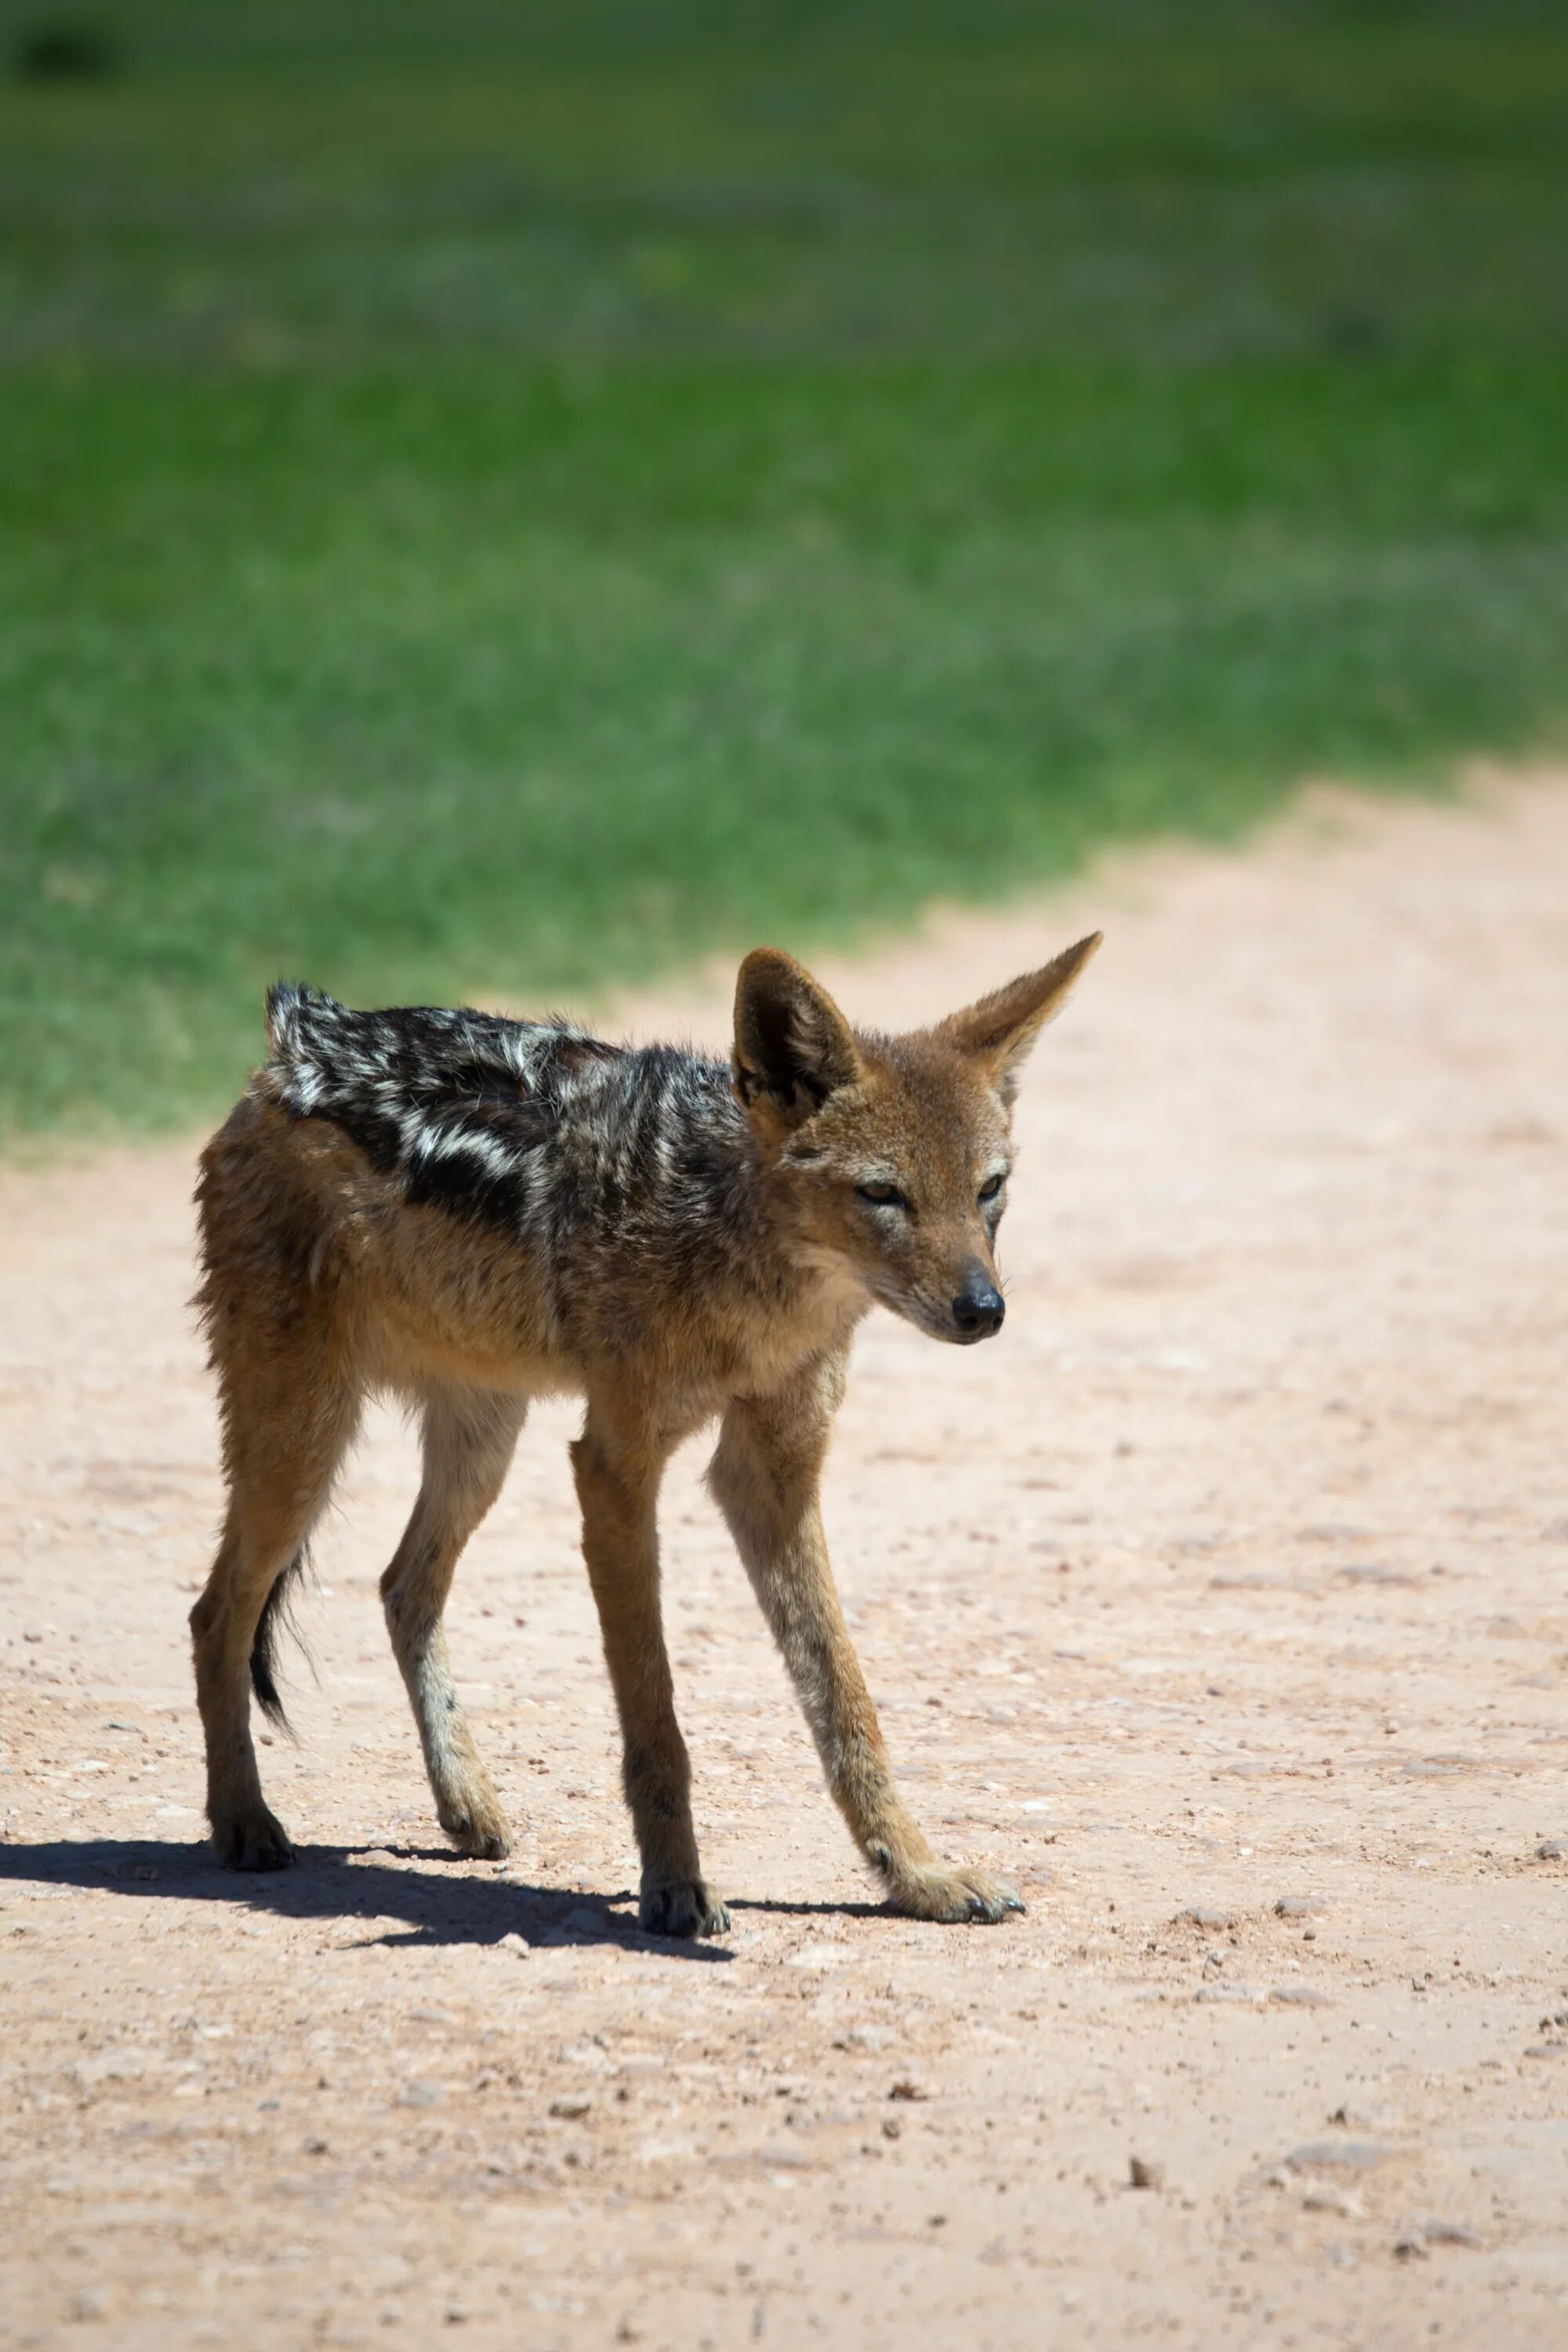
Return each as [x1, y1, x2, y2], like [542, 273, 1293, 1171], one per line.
[250, 1547, 308, 1731]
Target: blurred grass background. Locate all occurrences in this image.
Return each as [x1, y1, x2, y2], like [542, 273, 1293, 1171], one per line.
[4, 0, 1567, 1134]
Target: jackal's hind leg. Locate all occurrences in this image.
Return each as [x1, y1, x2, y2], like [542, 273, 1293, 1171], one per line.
[383, 1388, 524, 1860]
[191, 1355, 359, 1871]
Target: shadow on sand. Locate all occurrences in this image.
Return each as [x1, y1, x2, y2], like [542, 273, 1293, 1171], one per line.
[0, 1837, 887, 1962]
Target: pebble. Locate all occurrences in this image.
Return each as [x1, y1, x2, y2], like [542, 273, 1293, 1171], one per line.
[1128, 2156, 1163, 2190]
[1176, 1907, 1233, 1931]
[888, 2079, 928, 2103]
[832, 2026, 890, 2053]
[1286, 2140, 1397, 2172]
[497, 1932, 528, 1956]
[1327, 2103, 1403, 2132]
[1534, 1841, 1567, 1862]
[563, 1906, 604, 1934]
[1422, 2220, 1484, 2249]
[1271, 1986, 1334, 2007]
[1302, 2187, 1363, 2219]
[549, 2096, 593, 2120]
[1273, 1894, 1329, 1918]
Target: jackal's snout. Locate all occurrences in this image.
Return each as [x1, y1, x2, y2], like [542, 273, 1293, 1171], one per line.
[950, 1263, 1005, 1342]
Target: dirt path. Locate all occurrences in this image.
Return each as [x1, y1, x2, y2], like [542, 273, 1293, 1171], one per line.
[4, 775, 1567, 2350]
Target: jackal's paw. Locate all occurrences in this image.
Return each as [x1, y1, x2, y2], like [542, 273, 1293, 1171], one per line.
[887, 1863, 1025, 1925]
[639, 1877, 731, 1940]
[213, 1808, 295, 1873]
[438, 1795, 513, 1861]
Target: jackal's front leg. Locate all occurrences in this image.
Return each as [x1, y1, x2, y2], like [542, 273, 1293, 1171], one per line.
[710, 1355, 1023, 1925]
[572, 1402, 728, 1940]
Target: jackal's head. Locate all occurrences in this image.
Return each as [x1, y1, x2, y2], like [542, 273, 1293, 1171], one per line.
[732, 932, 1101, 1344]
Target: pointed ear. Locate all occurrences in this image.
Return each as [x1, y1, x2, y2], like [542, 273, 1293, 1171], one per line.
[938, 931, 1102, 1105]
[733, 948, 862, 1132]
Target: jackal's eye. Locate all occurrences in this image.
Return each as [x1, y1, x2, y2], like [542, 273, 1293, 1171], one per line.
[978, 1173, 1006, 1204]
[855, 1180, 909, 1210]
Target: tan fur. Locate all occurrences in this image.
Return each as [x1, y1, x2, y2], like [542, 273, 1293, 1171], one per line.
[191, 933, 1100, 1933]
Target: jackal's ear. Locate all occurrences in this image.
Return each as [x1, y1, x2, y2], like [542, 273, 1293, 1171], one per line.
[733, 949, 862, 1131]
[938, 932, 1102, 1105]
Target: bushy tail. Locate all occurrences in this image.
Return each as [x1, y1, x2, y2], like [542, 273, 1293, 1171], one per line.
[250, 1547, 309, 1731]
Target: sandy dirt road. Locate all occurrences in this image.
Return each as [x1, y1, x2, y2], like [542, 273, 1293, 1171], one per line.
[2, 775, 1566, 2350]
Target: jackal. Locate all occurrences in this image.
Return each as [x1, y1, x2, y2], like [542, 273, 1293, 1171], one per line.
[191, 933, 1100, 1936]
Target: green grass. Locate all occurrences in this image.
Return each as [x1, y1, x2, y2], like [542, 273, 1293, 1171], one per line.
[3, 2, 1568, 1134]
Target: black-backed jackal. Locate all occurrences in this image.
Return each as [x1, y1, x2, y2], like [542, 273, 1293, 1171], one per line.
[191, 935, 1100, 1936]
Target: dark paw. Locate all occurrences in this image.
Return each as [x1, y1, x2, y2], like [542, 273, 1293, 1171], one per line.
[214, 1811, 294, 1872]
[639, 1878, 730, 1940]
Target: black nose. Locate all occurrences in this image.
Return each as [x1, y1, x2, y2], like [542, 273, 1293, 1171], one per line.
[952, 1274, 1005, 1341]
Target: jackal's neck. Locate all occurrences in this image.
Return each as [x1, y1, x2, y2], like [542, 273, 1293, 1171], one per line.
[732, 1136, 869, 1343]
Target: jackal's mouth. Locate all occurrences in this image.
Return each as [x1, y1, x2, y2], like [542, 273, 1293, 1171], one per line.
[869, 1280, 1003, 1346]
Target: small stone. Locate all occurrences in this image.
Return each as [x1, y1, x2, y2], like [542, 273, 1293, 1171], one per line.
[397, 2082, 441, 2108]
[881, 2115, 902, 2140]
[832, 2026, 890, 2053]
[1534, 1842, 1567, 1862]
[1392, 2234, 1429, 2262]
[1271, 1986, 1334, 2008]
[1273, 1895, 1329, 1918]
[1302, 2188, 1363, 2219]
[888, 2079, 928, 2103]
[1176, 1906, 1233, 1931]
[549, 2096, 592, 2120]
[1128, 2155, 1163, 2190]
[497, 1931, 528, 1955]
[563, 1906, 604, 1934]
[1422, 2220, 1484, 2249]
[1286, 2140, 1396, 2172]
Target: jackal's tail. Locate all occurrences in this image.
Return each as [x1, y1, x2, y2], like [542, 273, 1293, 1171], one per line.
[250, 1546, 309, 1731]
